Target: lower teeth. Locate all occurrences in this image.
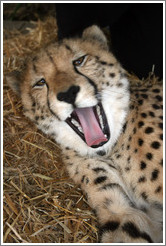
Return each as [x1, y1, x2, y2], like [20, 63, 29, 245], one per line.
[71, 119, 83, 133]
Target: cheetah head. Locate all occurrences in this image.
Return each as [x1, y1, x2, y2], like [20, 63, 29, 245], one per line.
[6, 25, 130, 157]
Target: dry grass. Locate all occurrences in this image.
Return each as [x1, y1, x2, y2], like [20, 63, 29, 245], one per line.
[3, 17, 97, 243]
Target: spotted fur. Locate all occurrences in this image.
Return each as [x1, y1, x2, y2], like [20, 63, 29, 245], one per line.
[7, 25, 163, 243]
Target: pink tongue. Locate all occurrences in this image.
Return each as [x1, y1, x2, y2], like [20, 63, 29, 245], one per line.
[75, 107, 107, 146]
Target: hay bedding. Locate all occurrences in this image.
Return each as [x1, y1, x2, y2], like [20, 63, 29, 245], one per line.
[3, 17, 98, 243]
[3, 15, 161, 244]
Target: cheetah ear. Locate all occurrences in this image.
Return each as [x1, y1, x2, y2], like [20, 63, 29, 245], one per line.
[82, 25, 108, 49]
[6, 70, 22, 95]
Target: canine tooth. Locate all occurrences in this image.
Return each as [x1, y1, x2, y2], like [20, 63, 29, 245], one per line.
[99, 115, 104, 129]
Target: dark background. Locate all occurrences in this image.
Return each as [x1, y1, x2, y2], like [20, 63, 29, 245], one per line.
[4, 3, 163, 79]
[56, 3, 163, 79]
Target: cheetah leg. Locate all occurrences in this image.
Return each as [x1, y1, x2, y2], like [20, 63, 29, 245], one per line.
[63, 150, 162, 243]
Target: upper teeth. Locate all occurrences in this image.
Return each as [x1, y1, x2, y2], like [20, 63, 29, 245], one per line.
[97, 105, 104, 130]
[97, 105, 100, 115]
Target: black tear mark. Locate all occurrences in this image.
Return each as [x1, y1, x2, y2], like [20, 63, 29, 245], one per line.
[74, 66, 98, 96]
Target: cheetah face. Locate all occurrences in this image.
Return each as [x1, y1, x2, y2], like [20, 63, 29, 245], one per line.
[7, 26, 130, 157]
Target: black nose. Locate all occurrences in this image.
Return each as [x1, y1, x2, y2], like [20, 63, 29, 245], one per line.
[57, 85, 80, 104]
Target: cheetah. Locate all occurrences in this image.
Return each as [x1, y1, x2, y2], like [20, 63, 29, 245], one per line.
[6, 25, 163, 243]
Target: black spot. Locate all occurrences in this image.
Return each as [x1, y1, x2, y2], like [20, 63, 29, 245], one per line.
[138, 138, 144, 146]
[159, 134, 163, 140]
[65, 45, 72, 51]
[155, 186, 162, 193]
[100, 221, 120, 233]
[141, 94, 148, 99]
[159, 116, 163, 120]
[116, 154, 121, 159]
[65, 155, 69, 160]
[141, 113, 147, 118]
[138, 176, 146, 183]
[122, 122, 127, 133]
[117, 82, 123, 87]
[81, 175, 85, 183]
[134, 148, 138, 153]
[151, 169, 159, 181]
[85, 177, 89, 184]
[138, 121, 144, 128]
[131, 118, 135, 123]
[109, 63, 114, 66]
[140, 88, 148, 92]
[141, 192, 148, 200]
[158, 122, 163, 129]
[152, 104, 160, 109]
[152, 88, 160, 93]
[159, 159, 163, 166]
[126, 145, 130, 150]
[97, 150, 106, 156]
[140, 161, 147, 169]
[127, 156, 131, 163]
[146, 152, 153, 160]
[92, 167, 106, 173]
[101, 183, 120, 190]
[149, 111, 155, 117]
[35, 116, 39, 121]
[122, 222, 153, 243]
[125, 167, 131, 172]
[138, 99, 143, 105]
[94, 176, 107, 184]
[128, 136, 132, 141]
[106, 82, 109, 86]
[155, 95, 162, 102]
[133, 127, 137, 134]
[151, 141, 160, 149]
[135, 93, 139, 98]
[130, 105, 135, 110]
[100, 61, 107, 65]
[110, 73, 115, 78]
[145, 127, 154, 134]
[32, 102, 36, 107]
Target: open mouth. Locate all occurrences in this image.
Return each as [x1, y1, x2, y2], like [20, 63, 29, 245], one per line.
[65, 103, 110, 148]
